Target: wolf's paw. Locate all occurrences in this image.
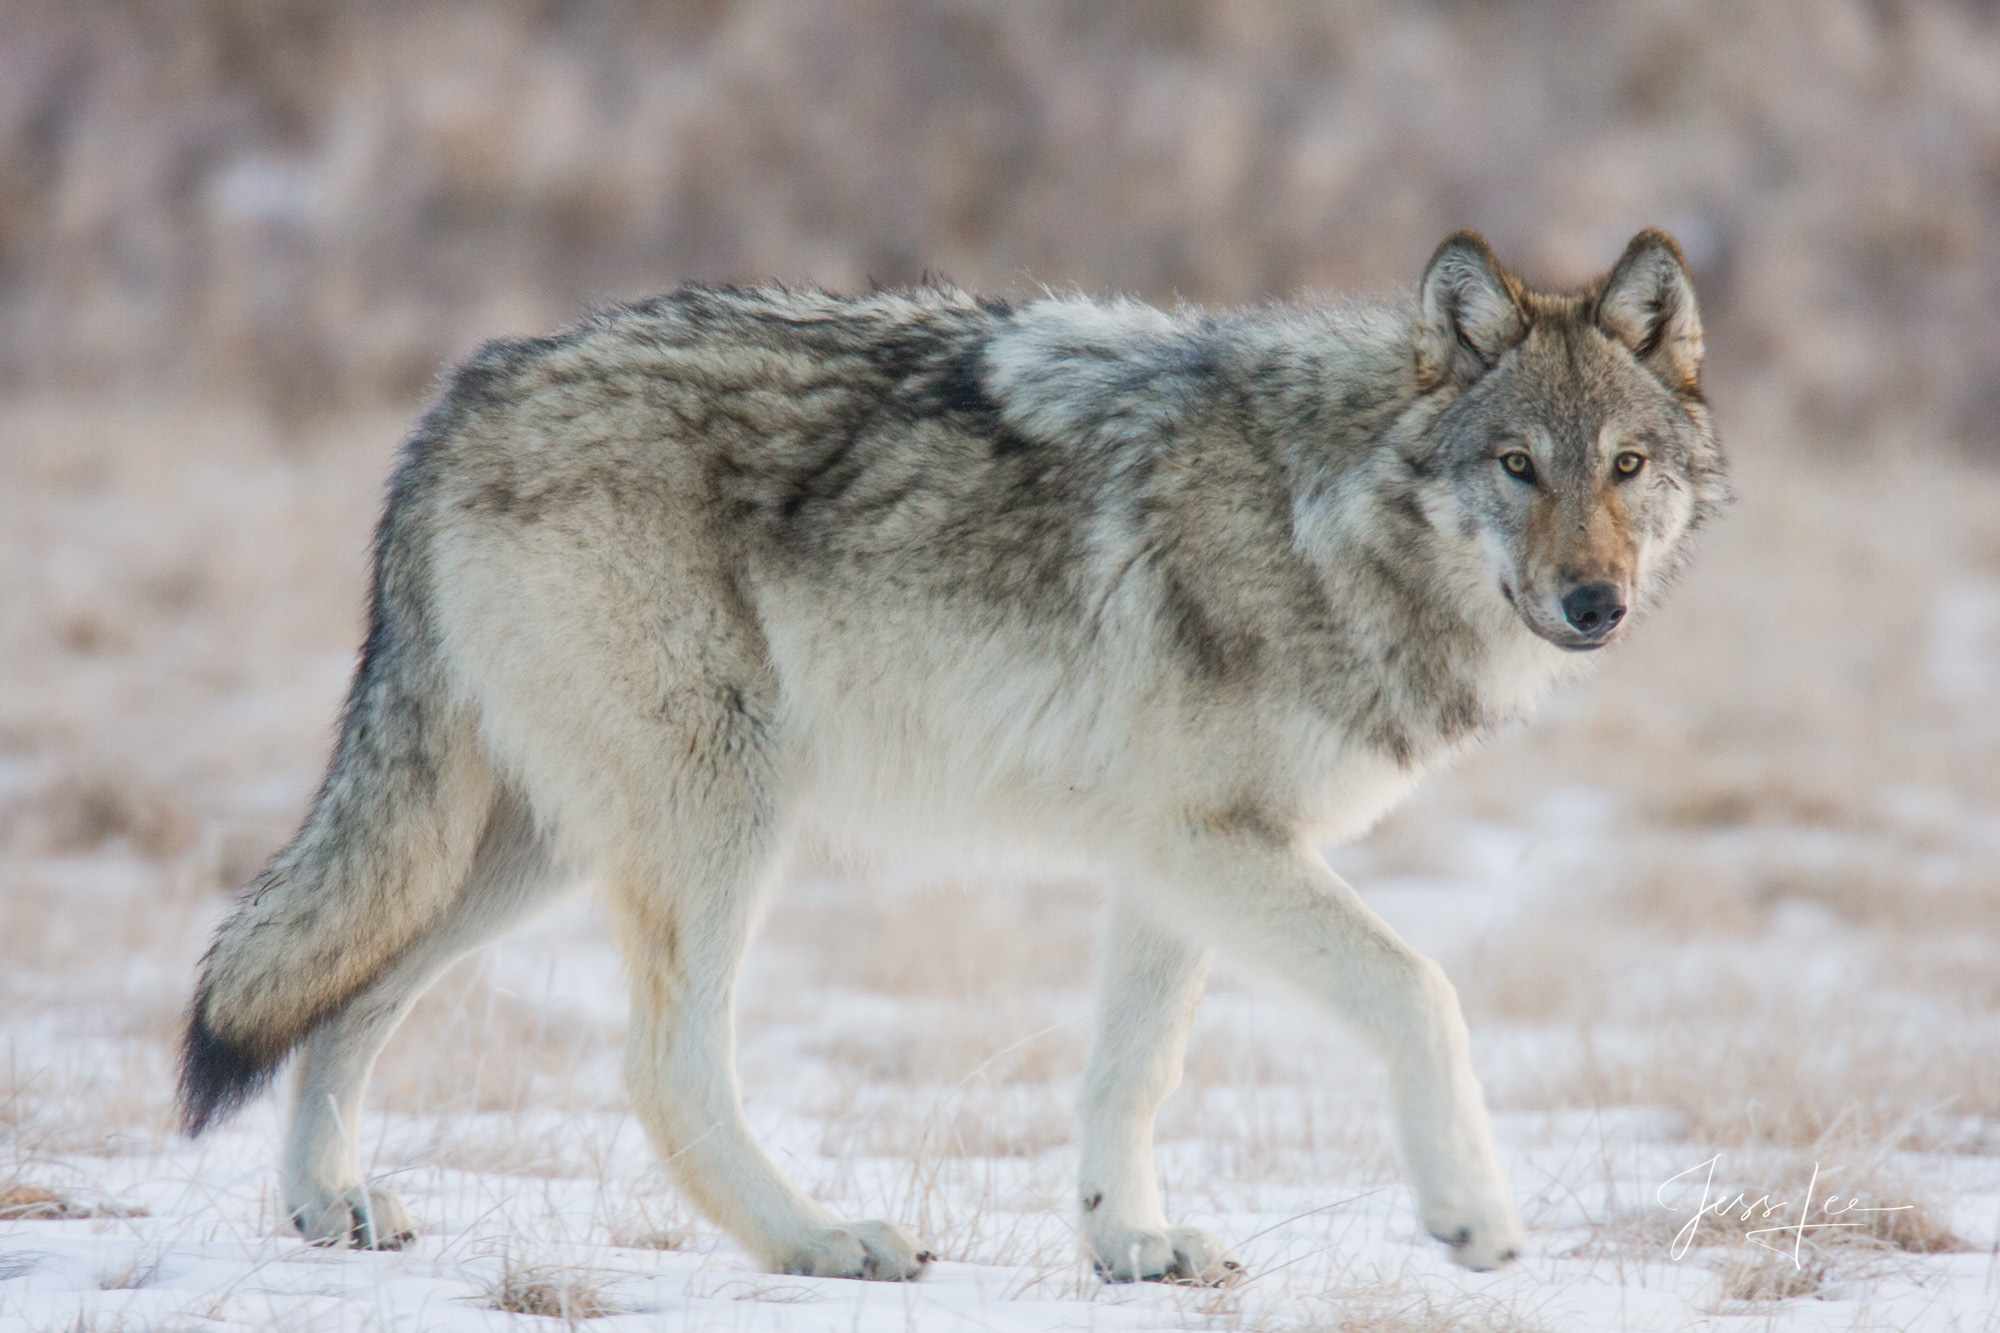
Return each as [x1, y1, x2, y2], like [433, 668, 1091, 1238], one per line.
[774, 1220, 932, 1281]
[1423, 1203, 1523, 1273]
[1092, 1225, 1243, 1285]
[292, 1185, 416, 1250]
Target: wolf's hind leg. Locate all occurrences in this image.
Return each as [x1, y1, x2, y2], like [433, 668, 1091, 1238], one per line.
[602, 739, 929, 1281]
[1079, 893, 1239, 1284]
[284, 788, 559, 1249]
[1142, 831, 1523, 1273]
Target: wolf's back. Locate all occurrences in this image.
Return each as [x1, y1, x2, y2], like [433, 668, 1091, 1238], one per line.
[178, 428, 495, 1135]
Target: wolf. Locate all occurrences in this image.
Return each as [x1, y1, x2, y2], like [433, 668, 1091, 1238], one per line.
[178, 229, 1723, 1282]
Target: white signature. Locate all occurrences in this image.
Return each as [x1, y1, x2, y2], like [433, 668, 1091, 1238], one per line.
[1656, 1155, 1913, 1266]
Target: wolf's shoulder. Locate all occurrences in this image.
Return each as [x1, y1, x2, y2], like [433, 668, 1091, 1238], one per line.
[983, 293, 1410, 452]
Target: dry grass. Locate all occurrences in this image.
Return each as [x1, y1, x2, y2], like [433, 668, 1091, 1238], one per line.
[819, 1078, 1076, 1162]
[606, 1225, 695, 1253]
[6, 775, 197, 864]
[1529, 1142, 1974, 1314]
[1714, 1248, 1836, 1305]
[1279, 1279, 1554, 1333]
[94, 1250, 163, 1291]
[1464, 908, 2000, 1150]
[597, 1182, 704, 1255]
[422, 1134, 597, 1183]
[764, 874, 1101, 1000]
[1465, 920, 2000, 1148]
[370, 956, 616, 1117]
[809, 1006, 1086, 1088]
[0, 1183, 144, 1222]
[479, 1254, 619, 1322]
[0, 1184, 87, 1220]
[1631, 1150, 1965, 1257]
[1162, 1085, 1399, 1193]
[1620, 1019, 1993, 1152]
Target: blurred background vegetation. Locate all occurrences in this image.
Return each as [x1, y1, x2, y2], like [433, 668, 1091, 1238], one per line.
[3, 0, 1997, 444]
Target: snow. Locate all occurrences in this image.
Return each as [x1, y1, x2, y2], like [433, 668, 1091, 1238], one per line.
[5, 821, 1997, 1333]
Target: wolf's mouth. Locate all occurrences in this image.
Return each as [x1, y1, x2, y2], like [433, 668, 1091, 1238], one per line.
[1516, 608, 1620, 652]
[1531, 618, 1624, 651]
[1507, 582, 1628, 652]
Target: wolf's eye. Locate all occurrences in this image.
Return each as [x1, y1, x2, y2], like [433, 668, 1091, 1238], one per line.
[1499, 452, 1536, 483]
[1614, 451, 1646, 478]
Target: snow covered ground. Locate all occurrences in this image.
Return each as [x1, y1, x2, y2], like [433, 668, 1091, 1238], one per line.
[5, 402, 2000, 1331]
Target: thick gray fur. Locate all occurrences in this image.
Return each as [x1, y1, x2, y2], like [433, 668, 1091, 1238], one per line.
[180, 230, 1724, 1279]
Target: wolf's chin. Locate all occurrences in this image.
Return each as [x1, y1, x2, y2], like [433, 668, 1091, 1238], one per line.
[1516, 615, 1616, 653]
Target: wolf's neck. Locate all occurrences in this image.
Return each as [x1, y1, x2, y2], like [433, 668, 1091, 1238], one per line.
[1226, 303, 1424, 508]
[1313, 502, 1569, 766]
[1209, 304, 1576, 763]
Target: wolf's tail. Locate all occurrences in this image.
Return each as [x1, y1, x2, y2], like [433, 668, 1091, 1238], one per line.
[178, 533, 494, 1135]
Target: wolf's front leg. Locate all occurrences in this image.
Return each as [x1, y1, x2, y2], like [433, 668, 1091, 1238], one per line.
[1078, 893, 1240, 1283]
[1142, 830, 1522, 1272]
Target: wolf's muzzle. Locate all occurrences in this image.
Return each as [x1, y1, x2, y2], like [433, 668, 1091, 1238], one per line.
[1559, 582, 1626, 645]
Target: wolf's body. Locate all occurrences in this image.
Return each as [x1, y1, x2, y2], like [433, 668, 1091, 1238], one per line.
[180, 231, 1723, 1281]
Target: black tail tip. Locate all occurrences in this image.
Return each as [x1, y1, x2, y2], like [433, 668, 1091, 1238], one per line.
[177, 999, 283, 1137]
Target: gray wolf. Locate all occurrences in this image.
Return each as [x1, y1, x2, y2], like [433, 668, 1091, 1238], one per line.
[178, 230, 1724, 1281]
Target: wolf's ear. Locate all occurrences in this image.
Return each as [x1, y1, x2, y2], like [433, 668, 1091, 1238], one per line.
[1415, 231, 1526, 391]
[1595, 229, 1703, 395]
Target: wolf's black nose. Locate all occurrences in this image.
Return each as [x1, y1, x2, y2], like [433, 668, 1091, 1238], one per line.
[1561, 583, 1626, 636]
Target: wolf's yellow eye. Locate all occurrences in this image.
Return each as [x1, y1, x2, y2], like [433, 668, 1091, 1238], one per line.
[1614, 451, 1646, 478]
[1500, 452, 1535, 483]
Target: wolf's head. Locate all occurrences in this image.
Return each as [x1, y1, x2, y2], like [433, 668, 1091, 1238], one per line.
[1406, 229, 1727, 652]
